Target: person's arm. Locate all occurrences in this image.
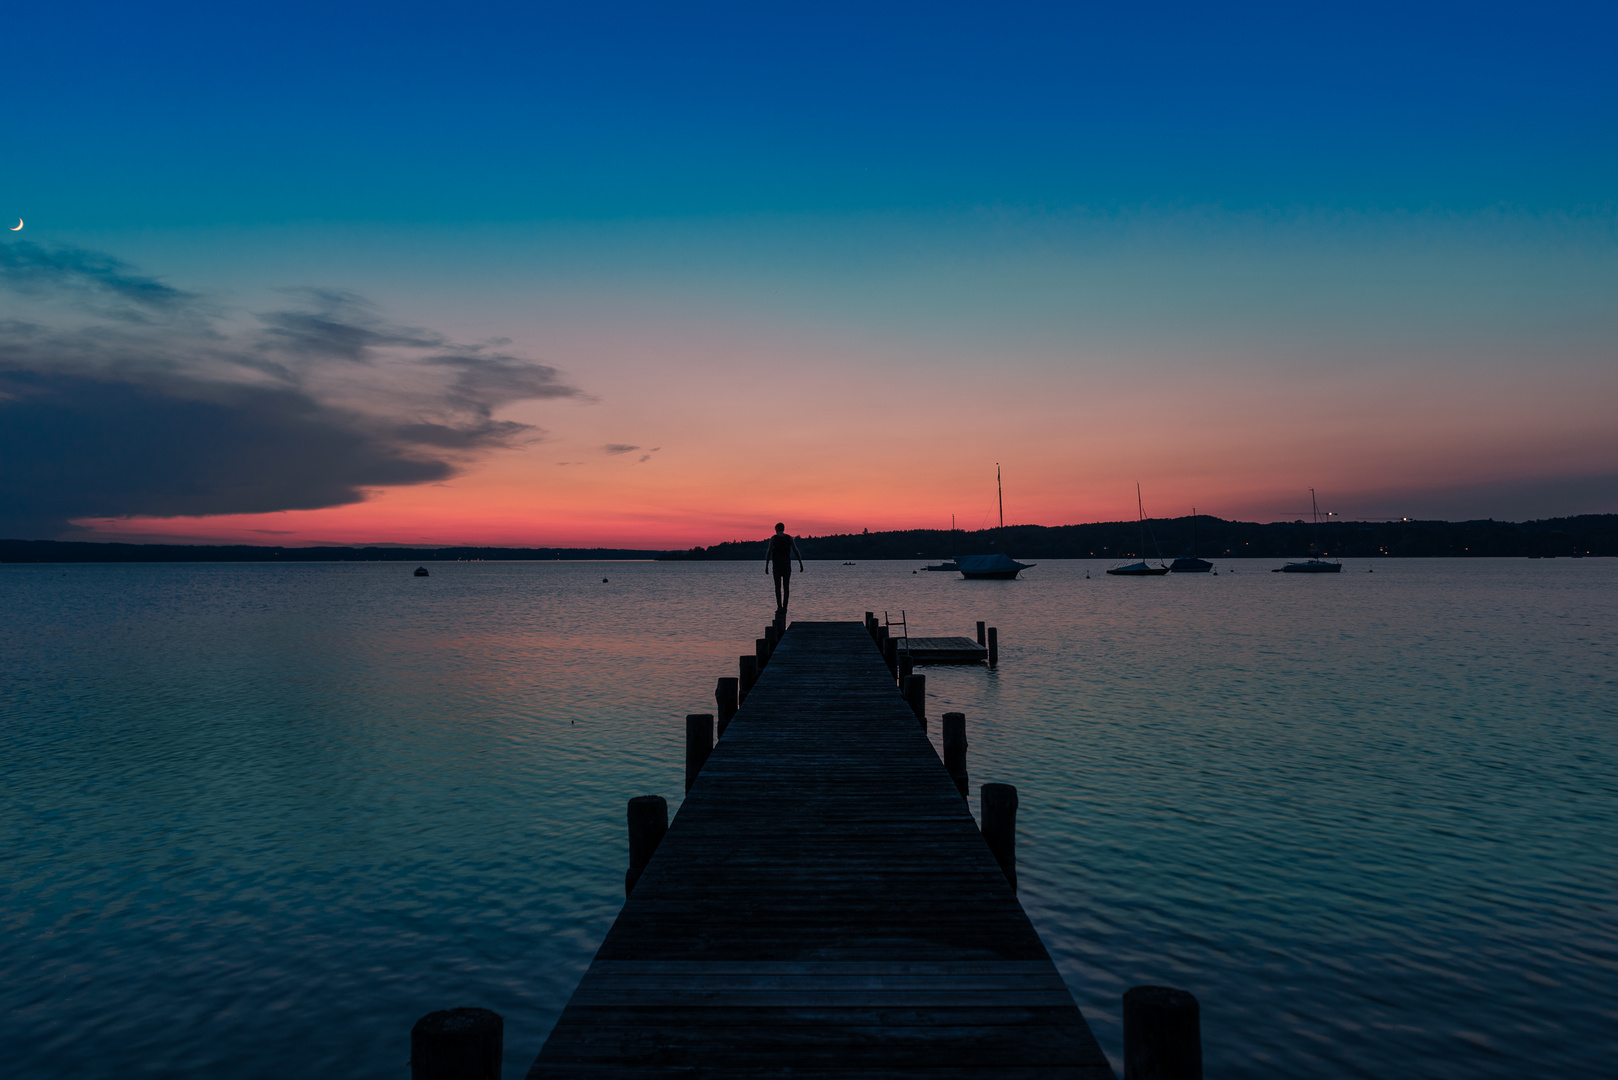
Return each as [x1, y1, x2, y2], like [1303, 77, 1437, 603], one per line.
[793, 536, 804, 571]
[765, 536, 773, 572]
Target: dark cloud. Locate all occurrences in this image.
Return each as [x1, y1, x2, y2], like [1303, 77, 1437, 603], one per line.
[0, 240, 585, 538]
[601, 443, 640, 455]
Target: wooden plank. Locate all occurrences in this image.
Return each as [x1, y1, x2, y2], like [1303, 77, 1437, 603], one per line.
[528, 621, 1112, 1079]
[905, 636, 990, 663]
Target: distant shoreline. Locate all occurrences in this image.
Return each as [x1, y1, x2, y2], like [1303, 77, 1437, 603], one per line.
[5, 514, 1614, 562]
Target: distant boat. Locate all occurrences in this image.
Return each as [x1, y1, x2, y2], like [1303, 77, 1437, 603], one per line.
[923, 561, 958, 571]
[956, 553, 1032, 580]
[1277, 558, 1341, 573]
[956, 467, 1034, 579]
[413, 566, 430, 576]
[1108, 483, 1171, 576]
[1275, 489, 1342, 573]
[1169, 506, 1214, 572]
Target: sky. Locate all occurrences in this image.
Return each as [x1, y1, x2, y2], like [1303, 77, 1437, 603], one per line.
[3, 1, 1615, 546]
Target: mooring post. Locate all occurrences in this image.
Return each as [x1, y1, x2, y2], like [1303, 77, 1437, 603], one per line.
[410, 1007, 503, 1080]
[764, 625, 779, 657]
[981, 782, 1018, 891]
[685, 713, 714, 792]
[883, 636, 898, 675]
[775, 610, 787, 636]
[1123, 985, 1202, 1080]
[755, 637, 770, 671]
[976, 620, 986, 645]
[715, 677, 739, 736]
[942, 712, 967, 794]
[898, 652, 915, 690]
[865, 612, 876, 638]
[625, 794, 669, 897]
[987, 626, 999, 668]
[739, 655, 758, 701]
[903, 672, 926, 728]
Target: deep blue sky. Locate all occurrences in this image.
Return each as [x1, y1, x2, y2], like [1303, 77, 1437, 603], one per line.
[7, 2, 1616, 227]
[4, 2, 1616, 543]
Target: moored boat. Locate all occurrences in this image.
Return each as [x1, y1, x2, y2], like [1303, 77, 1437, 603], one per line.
[956, 467, 1033, 579]
[1277, 558, 1341, 573]
[955, 553, 1033, 580]
[1169, 507, 1215, 572]
[1107, 559, 1170, 576]
[1107, 483, 1171, 576]
[1273, 489, 1342, 573]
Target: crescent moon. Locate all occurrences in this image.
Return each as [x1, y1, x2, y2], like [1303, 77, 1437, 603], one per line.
[8, 219, 20, 231]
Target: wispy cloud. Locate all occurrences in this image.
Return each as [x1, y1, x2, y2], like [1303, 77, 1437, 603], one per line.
[601, 443, 640, 455]
[0, 239, 195, 319]
[0, 239, 586, 538]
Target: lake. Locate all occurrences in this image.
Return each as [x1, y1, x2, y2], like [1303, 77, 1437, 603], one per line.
[2, 558, 1614, 1077]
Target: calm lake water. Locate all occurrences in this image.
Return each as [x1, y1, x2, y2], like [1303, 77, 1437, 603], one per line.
[3, 558, 1615, 1078]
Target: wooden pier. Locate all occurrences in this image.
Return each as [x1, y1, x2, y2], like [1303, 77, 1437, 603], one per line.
[903, 636, 990, 664]
[527, 620, 1112, 1078]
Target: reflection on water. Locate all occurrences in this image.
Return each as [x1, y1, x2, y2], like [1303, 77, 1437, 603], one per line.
[2, 559, 1614, 1077]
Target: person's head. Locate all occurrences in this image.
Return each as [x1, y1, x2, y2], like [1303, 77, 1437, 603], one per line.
[774, 522, 785, 533]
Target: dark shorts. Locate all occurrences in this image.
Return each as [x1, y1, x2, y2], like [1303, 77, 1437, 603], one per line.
[771, 561, 792, 578]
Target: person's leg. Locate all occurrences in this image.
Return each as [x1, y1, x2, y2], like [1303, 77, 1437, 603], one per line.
[772, 569, 784, 608]
[780, 569, 791, 609]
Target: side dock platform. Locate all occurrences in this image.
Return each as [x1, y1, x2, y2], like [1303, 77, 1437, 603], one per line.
[528, 620, 1113, 1078]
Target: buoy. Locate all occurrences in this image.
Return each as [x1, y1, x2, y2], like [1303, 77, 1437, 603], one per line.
[603, 578, 609, 583]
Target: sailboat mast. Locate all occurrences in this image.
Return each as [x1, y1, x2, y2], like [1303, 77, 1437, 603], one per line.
[1136, 482, 1145, 558]
[1192, 506, 1198, 558]
[997, 464, 1004, 532]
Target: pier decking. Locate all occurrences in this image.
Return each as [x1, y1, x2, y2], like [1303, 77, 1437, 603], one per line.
[529, 620, 1111, 1078]
[903, 635, 990, 664]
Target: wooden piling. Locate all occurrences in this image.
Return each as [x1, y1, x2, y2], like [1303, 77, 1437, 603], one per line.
[883, 636, 898, 675]
[865, 612, 876, 638]
[987, 626, 999, 668]
[897, 652, 914, 689]
[739, 655, 758, 701]
[942, 711, 967, 780]
[875, 623, 890, 655]
[685, 713, 714, 793]
[1123, 985, 1202, 1080]
[715, 677, 739, 736]
[976, 620, 986, 645]
[981, 782, 1018, 891]
[903, 673, 926, 728]
[765, 625, 779, 656]
[410, 1007, 502, 1080]
[755, 637, 770, 671]
[626, 795, 669, 897]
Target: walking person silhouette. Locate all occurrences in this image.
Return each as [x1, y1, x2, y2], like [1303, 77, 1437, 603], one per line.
[764, 523, 805, 611]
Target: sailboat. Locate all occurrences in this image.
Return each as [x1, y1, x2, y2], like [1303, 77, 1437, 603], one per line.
[1275, 489, 1342, 573]
[1169, 507, 1214, 572]
[956, 466, 1034, 579]
[1107, 484, 1171, 576]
